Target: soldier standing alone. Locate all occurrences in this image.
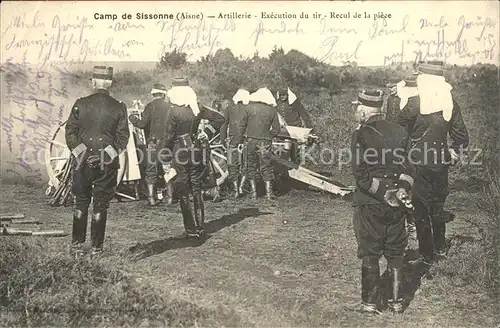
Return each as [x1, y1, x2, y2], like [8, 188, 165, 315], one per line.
[160, 78, 225, 238]
[237, 87, 281, 200]
[65, 66, 130, 257]
[350, 90, 415, 314]
[129, 83, 173, 206]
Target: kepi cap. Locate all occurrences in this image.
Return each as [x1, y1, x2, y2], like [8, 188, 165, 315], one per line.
[352, 89, 384, 108]
[386, 77, 402, 88]
[416, 60, 445, 76]
[172, 77, 189, 87]
[151, 83, 167, 94]
[404, 77, 417, 88]
[91, 66, 113, 80]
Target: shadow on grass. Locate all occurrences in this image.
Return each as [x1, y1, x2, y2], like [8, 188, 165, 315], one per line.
[128, 207, 273, 261]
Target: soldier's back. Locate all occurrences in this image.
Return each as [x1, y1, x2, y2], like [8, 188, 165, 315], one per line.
[147, 98, 171, 139]
[168, 103, 196, 136]
[75, 91, 126, 151]
[244, 102, 276, 139]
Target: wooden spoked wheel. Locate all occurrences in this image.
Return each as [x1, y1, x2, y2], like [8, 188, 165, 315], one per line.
[44, 120, 128, 195]
[208, 133, 229, 186]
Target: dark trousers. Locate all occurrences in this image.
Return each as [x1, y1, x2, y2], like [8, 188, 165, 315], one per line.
[171, 148, 205, 233]
[227, 137, 242, 182]
[172, 149, 204, 196]
[144, 141, 163, 185]
[72, 164, 118, 213]
[245, 138, 274, 181]
[413, 166, 449, 261]
[353, 203, 407, 269]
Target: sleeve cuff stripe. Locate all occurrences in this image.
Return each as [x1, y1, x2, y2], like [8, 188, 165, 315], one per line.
[72, 143, 87, 157]
[399, 174, 414, 186]
[368, 178, 380, 194]
[104, 145, 118, 160]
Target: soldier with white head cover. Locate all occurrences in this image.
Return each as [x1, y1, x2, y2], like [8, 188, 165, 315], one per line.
[160, 78, 225, 239]
[396, 61, 469, 269]
[236, 87, 281, 200]
[220, 88, 251, 199]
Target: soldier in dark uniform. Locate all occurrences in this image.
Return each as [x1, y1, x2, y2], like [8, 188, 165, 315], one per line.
[65, 66, 130, 257]
[351, 90, 415, 314]
[160, 78, 225, 238]
[386, 77, 420, 238]
[220, 89, 250, 199]
[129, 83, 172, 206]
[276, 87, 314, 164]
[396, 61, 469, 268]
[237, 87, 281, 200]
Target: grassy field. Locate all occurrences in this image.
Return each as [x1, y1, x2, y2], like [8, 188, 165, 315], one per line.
[1, 182, 498, 327]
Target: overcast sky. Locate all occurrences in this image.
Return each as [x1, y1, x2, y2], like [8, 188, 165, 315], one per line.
[1, 1, 499, 67]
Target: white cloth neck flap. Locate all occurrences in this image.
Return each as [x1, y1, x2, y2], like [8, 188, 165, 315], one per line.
[232, 89, 250, 105]
[287, 87, 297, 105]
[249, 88, 277, 107]
[167, 86, 200, 116]
[396, 81, 419, 110]
[417, 74, 453, 121]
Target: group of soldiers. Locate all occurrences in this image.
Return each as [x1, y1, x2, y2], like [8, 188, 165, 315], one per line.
[65, 66, 313, 254]
[350, 60, 469, 314]
[64, 60, 469, 315]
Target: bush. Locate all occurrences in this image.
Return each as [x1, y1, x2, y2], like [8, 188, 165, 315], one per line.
[157, 49, 187, 71]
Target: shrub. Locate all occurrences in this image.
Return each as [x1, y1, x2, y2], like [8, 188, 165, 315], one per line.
[157, 49, 187, 71]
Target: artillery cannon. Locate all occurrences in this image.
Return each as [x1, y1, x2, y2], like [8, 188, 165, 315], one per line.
[45, 101, 353, 206]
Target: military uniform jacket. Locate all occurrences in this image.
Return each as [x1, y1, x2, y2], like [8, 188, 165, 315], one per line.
[130, 98, 170, 142]
[220, 103, 247, 141]
[65, 89, 130, 169]
[276, 99, 313, 128]
[236, 102, 281, 144]
[386, 94, 401, 124]
[351, 115, 415, 205]
[396, 96, 469, 168]
[160, 103, 225, 162]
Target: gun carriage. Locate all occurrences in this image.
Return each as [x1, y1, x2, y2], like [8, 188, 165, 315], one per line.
[45, 101, 353, 205]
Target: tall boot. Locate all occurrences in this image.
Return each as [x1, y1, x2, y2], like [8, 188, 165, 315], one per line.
[147, 183, 158, 206]
[71, 208, 88, 256]
[193, 193, 206, 238]
[265, 180, 275, 200]
[433, 220, 447, 258]
[387, 268, 404, 314]
[249, 179, 258, 200]
[239, 175, 247, 195]
[232, 180, 240, 199]
[90, 211, 108, 256]
[179, 194, 197, 238]
[164, 182, 174, 205]
[361, 263, 381, 314]
[414, 219, 434, 265]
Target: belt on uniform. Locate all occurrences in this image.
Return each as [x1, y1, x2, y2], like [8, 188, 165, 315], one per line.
[174, 133, 195, 149]
[246, 135, 272, 141]
[371, 173, 400, 190]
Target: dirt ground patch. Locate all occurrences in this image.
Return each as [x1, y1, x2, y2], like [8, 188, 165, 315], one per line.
[1, 184, 498, 327]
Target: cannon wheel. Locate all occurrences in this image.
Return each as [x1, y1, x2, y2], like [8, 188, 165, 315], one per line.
[208, 133, 229, 186]
[44, 120, 127, 195]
